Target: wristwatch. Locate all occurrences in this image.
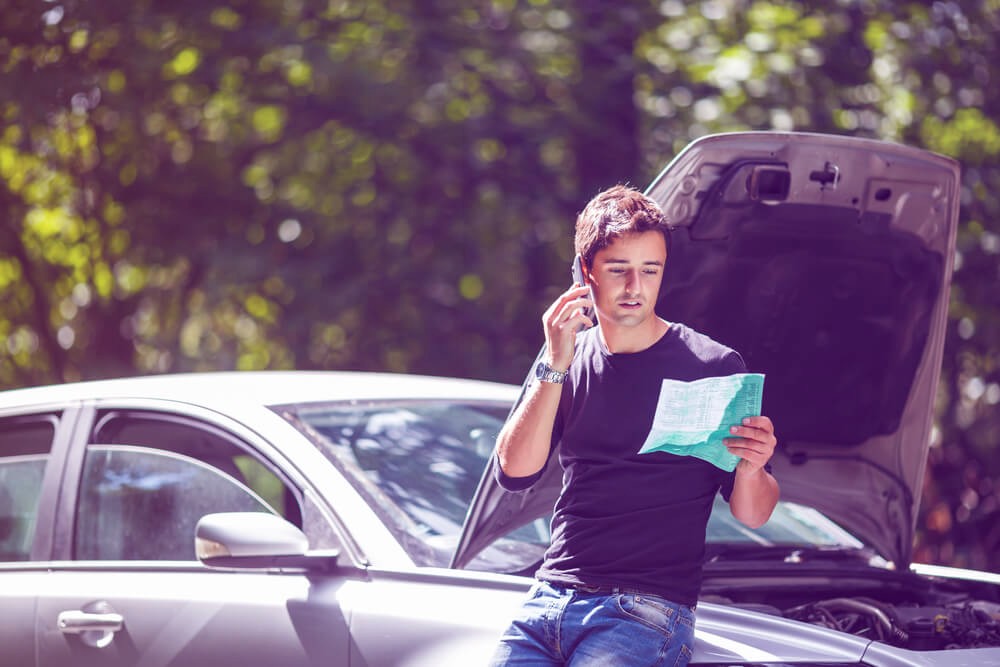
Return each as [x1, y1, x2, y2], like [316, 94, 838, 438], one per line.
[535, 361, 568, 384]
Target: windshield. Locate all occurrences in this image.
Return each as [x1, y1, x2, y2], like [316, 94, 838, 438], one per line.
[280, 398, 867, 572]
[707, 495, 864, 548]
[280, 399, 549, 569]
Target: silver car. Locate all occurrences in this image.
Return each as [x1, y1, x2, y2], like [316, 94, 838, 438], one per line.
[2, 132, 998, 666]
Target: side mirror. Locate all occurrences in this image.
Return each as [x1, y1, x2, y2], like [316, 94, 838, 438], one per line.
[196, 512, 339, 571]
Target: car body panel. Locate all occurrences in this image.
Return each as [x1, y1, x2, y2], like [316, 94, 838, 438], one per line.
[693, 601, 869, 663]
[1, 369, 998, 665]
[862, 643, 1000, 667]
[35, 567, 339, 667]
[344, 570, 529, 667]
[0, 372, 532, 667]
[0, 568, 42, 666]
[349, 569, 877, 666]
[911, 562, 1000, 586]
[0, 371, 520, 415]
[648, 131, 960, 569]
[33, 565, 523, 667]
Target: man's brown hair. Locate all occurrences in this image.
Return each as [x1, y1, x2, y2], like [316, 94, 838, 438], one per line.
[573, 184, 671, 270]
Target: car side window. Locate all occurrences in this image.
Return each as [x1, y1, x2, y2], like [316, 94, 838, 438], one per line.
[75, 446, 273, 560]
[75, 411, 302, 561]
[0, 415, 57, 561]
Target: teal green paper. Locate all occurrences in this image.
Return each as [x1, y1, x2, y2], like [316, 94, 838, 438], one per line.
[637, 373, 765, 471]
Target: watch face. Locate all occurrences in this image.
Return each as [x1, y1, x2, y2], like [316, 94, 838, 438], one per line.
[535, 362, 564, 383]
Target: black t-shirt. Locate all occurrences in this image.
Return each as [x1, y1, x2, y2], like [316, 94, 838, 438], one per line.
[500, 323, 746, 606]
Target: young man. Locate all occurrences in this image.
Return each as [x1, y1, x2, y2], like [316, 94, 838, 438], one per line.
[489, 185, 779, 666]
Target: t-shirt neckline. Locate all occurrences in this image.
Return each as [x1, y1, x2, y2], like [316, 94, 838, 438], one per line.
[596, 321, 679, 358]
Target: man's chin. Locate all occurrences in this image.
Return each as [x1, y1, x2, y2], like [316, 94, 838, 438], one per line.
[608, 310, 652, 327]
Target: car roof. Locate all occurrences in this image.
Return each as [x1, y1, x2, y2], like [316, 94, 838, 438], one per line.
[0, 371, 521, 412]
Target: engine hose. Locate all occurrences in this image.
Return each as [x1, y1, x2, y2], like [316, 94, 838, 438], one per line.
[813, 598, 909, 644]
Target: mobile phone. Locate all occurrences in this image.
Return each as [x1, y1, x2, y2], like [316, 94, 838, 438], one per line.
[571, 255, 594, 325]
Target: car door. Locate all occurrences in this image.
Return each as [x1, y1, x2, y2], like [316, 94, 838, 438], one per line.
[34, 403, 352, 667]
[0, 409, 79, 667]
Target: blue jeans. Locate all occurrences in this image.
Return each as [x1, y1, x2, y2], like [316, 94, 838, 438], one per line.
[489, 580, 696, 666]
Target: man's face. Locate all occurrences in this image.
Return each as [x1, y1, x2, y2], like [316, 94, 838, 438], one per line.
[586, 230, 667, 330]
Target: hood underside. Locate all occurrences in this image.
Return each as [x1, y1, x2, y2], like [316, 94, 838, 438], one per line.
[455, 132, 961, 570]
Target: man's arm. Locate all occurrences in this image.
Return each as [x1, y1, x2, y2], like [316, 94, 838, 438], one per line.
[724, 415, 780, 528]
[496, 284, 592, 478]
[496, 379, 563, 478]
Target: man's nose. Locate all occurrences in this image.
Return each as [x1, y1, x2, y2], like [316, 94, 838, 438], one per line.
[625, 270, 640, 294]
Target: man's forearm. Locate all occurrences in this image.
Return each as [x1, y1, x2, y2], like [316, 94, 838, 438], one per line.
[730, 467, 780, 529]
[496, 381, 562, 478]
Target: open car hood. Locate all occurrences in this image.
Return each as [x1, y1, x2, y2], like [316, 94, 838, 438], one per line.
[454, 131, 961, 570]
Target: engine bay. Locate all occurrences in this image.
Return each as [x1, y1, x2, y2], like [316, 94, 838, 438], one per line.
[702, 562, 1000, 650]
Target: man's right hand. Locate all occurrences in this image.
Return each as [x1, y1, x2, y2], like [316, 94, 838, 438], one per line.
[543, 284, 593, 370]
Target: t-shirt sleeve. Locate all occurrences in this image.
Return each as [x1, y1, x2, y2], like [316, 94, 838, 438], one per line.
[494, 455, 544, 491]
[722, 349, 747, 374]
[720, 469, 737, 501]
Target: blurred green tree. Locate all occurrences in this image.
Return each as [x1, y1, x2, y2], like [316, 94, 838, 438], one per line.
[0, 0, 997, 572]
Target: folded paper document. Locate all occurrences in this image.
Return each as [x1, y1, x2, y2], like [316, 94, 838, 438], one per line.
[638, 373, 765, 471]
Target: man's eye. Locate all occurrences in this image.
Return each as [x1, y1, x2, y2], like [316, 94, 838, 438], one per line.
[643, 269, 660, 275]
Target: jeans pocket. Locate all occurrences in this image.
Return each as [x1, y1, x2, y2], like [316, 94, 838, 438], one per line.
[617, 594, 673, 635]
[615, 594, 695, 636]
[612, 594, 696, 666]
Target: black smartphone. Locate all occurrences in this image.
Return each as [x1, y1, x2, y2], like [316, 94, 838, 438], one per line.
[571, 255, 594, 325]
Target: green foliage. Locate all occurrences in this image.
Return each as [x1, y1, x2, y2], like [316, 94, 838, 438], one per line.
[922, 108, 1000, 163]
[1, 0, 999, 572]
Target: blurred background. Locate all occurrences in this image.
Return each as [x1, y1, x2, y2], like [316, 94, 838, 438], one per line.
[1, 0, 997, 572]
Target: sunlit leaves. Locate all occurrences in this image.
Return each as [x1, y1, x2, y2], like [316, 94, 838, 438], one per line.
[244, 293, 277, 324]
[857, 1, 1000, 570]
[25, 208, 79, 242]
[473, 138, 506, 165]
[210, 7, 244, 31]
[92, 262, 114, 299]
[69, 30, 89, 53]
[165, 47, 202, 77]
[177, 289, 292, 372]
[921, 108, 1000, 163]
[459, 274, 484, 300]
[203, 88, 245, 142]
[707, 44, 754, 90]
[284, 60, 313, 88]
[251, 105, 287, 143]
[0, 259, 21, 290]
[4, 327, 42, 369]
[2, 0, 999, 568]
[113, 261, 147, 295]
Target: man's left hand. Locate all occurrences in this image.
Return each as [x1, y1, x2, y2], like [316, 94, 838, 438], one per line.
[725, 415, 776, 474]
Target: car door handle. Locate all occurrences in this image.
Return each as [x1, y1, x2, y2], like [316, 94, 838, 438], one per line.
[57, 604, 125, 649]
[57, 610, 125, 634]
